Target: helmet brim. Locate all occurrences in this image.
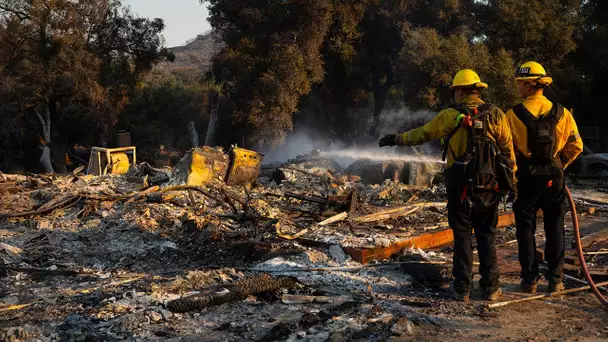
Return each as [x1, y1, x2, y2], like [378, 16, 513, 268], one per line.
[450, 81, 488, 89]
[515, 76, 553, 85]
[515, 76, 541, 81]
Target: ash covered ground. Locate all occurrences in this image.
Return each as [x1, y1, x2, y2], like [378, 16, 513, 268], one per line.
[0, 153, 607, 341]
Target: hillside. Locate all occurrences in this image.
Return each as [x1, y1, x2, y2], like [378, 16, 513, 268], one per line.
[147, 32, 222, 83]
[168, 31, 221, 69]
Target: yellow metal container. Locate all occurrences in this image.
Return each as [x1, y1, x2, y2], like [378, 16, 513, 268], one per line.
[87, 146, 136, 176]
[226, 147, 264, 186]
[110, 152, 130, 174]
[176, 147, 229, 186]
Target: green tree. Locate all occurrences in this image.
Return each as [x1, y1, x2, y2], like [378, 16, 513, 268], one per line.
[399, 28, 518, 110]
[476, 0, 581, 68]
[89, 0, 174, 111]
[0, 0, 110, 172]
[121, 79, 209, 161]
[296, 0, 484, 140]
[203, 0, 332, 147]
[296, 1, 368, 142]
[0, 0, 171, 172]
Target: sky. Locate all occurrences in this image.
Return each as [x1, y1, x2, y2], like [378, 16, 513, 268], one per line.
[123, 0, 212, 48]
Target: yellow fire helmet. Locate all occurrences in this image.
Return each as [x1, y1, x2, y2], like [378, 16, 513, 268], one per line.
[514, 61, 553, 86]
[450, 69, 488, 89]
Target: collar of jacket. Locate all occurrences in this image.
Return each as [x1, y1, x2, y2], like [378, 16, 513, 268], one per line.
[457, 94, 485, 107]
[524, 94, 548, 102]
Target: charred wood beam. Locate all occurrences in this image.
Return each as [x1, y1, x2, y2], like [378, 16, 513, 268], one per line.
[166, 275, 298, 313]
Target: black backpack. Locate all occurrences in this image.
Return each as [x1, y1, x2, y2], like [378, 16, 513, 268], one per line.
[443, 103, 515, 210]
[512, 103, 564, 188]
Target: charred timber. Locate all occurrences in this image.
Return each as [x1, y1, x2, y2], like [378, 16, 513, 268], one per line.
[166, 275, 298, 313]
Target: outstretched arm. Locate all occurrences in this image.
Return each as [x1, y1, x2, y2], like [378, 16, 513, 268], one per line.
[395, 110, 452, 146]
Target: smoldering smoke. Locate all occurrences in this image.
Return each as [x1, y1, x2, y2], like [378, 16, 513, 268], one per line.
[261, 105, 440, 164]
[319, 149, 445, 164]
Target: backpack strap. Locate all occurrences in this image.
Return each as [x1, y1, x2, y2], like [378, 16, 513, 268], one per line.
[441, 103, 494, 161]
[547, 103, 564, 122]
[513, 102, 564, 123]
[514, 102, 563, 165]
[478, 105, 491, 138]
[473, 104, 494, 128]
[469, 104, 493, 158]
[512, 103, 535, 126]
[476, 103, 493, 115]
[442, 104, 470, 161]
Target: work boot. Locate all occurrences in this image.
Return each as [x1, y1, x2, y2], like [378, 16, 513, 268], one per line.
[450, 283, 470, 302]
[548, 281, 564, 293]
[520, 280, 538, 294]
[483, 287, 503, 301]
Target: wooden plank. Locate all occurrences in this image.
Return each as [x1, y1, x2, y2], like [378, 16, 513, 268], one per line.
[588, 269, 608, 282]
[578, 228, 608, 248]
[343, 211, 516, 264]
[344, 228, 454, 264]
[352, 202, 445, 223]
[571, 190, 608, 205]
[318, 212, 348, 226]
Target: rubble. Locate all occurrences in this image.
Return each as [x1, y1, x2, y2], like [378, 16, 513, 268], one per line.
[328, 245, 348, 263]
[0, 149, 606, 340]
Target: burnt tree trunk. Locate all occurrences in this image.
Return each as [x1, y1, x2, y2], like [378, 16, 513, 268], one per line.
[372, 86, 389, 136]
[205, 91, 219, 146]
[35, 107, 54, 174]
[188, 121, 199, 148]
[370, 62, 396, 138]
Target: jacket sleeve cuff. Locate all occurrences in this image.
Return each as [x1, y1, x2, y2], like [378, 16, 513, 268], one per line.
[395, 133, 407, 146]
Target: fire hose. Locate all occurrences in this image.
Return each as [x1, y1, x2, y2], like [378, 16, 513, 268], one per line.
[489, 187, 608, 309]
[566, 186, 608, 307]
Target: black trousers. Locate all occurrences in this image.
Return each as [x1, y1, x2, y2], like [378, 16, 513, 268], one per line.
[448, 198, 500, 292]
[514, 180, 566, 283]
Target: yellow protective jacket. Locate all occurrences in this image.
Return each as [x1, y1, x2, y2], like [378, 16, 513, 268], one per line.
[505, 94, 583, 169]
[395, 95, 517, 175]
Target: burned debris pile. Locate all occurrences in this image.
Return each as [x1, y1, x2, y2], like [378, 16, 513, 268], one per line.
[0, 147, 606, 340]
[0, 148, 450, 266]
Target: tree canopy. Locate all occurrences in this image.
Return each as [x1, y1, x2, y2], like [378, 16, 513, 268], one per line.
[1, 0, 607, 172]
[203, 0, 598, 148]
[0, 0, 172, 171]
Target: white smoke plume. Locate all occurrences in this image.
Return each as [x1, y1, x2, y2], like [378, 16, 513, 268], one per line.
[261, 131, 316, 164]
[261, 105, 441, 165]
[374, 105, 437, 136]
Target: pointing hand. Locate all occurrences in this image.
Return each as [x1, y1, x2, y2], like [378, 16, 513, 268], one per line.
[379, 134, 397, 147]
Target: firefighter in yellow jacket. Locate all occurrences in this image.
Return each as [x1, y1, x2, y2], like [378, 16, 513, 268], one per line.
[507, 61, 583, 294]
[379, 69, 517, 302]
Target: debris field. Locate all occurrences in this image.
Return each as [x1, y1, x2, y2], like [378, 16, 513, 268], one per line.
[0, 152, 607, 341]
